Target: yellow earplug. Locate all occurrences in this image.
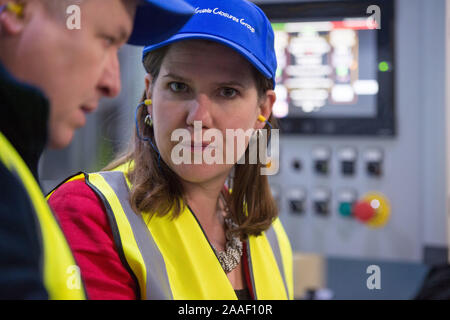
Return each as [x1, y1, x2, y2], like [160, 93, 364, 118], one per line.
[6, 2, 24, 16]
[144, 99, 152, 106]
[258, 115, 267, 122]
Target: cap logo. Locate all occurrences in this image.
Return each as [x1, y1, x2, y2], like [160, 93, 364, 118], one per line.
[194, 7, 255, 33]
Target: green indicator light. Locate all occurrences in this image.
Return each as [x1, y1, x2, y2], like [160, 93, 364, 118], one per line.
[339, 202, 353, 217]
[336, 66, 349, 77]
[272, 23, 286, 31]
[378, 61, 389, 72]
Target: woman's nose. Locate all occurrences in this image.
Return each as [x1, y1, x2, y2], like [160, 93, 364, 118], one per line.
[186, 93, 214, 128]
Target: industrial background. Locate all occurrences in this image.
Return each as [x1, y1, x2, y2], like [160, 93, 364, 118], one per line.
[39, 0, 449, 299]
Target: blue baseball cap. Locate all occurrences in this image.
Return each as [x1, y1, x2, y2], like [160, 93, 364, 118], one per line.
[127, 0, 195, 46]
[142, 0, 277, 88]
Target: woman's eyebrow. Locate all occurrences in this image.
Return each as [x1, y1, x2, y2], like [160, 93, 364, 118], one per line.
[214, 81, 246, 89]
[163, 72, 248, 89]
[163, 73, 190, 82]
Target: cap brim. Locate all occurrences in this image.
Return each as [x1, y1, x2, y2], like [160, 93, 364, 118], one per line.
[127, 0, 194, 46]
[142, 33, 273, 81]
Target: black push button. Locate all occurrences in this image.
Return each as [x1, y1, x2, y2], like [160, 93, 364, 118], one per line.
[314, 160, 328, 175]
[341, 160, 355, 176]
[367, 161, 382, 177]
[290, 200, 305, 214]
[314, 201, 329, 215]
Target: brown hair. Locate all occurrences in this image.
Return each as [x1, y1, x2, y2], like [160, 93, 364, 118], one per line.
[105, 41, 279, 239]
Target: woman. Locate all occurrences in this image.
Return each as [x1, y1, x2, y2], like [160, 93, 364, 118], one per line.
[48, 0, 293, 300]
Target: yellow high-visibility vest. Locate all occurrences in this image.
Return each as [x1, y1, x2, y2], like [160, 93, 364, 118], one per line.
[54, 164, 293, 300]
[0, 131, 86, 300]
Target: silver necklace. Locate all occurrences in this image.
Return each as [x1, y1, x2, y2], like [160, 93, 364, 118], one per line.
[211, 193, 243, 274]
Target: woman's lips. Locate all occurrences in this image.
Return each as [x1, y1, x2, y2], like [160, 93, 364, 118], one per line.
[180, 141, 215, 151]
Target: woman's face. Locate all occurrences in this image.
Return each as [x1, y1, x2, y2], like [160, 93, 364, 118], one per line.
[146, 40, 275, 184]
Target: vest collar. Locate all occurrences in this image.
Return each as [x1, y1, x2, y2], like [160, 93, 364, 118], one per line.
[86, 169, 291, 300]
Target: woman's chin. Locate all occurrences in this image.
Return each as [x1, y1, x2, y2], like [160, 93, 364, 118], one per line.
[171, 163, 230, 184]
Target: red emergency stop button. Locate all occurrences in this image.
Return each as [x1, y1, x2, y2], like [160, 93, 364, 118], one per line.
[352, 192, 391, 228]
[353, 201, 376, 222]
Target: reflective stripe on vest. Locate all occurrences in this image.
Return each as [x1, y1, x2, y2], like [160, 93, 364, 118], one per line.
[0, 132, 86, 300]
[84, 170, 293, 300]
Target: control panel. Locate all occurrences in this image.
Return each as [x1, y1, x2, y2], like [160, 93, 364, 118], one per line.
[269, 140, 414, 261]
[260, 0, 448, 263]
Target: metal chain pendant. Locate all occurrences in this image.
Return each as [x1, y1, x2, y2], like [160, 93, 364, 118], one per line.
[212, 218, 243, 273]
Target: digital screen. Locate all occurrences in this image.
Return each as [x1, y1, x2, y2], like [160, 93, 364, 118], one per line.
[272, 18, 382, 119]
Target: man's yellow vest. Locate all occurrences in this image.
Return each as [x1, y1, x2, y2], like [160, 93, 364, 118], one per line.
[59, 165, 293, 300]
[0, 131, 86, 300]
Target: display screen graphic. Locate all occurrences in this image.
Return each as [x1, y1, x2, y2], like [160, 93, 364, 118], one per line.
[259, 0, 395, 136]
[273, 19, 379, 118]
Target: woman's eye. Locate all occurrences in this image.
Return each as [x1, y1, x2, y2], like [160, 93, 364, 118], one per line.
[220, 87, 238, 98]
[169, 82, 188, 93]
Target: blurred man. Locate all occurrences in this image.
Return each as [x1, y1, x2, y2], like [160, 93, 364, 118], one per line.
[0, 0, 193, 299]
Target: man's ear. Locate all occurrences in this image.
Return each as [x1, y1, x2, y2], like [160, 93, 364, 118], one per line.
[0, 2, 27, 35]
[256, 89, 276, 129]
